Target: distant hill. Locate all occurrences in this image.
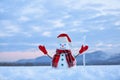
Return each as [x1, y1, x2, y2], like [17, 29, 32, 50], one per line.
[0, 51, 120, 66]
[76, 51, 111, 65]
[16, 56, 52, 66]
[107, 54, 120, 65]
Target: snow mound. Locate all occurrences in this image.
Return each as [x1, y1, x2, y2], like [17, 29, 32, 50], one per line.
[0, 66, 120, 80]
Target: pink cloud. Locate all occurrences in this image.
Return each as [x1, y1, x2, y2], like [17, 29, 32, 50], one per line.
[0, 50, 43, 62]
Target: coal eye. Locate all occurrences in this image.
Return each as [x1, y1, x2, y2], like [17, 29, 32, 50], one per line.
[60, 44, 62, 46]
[64, 44, 66, 46]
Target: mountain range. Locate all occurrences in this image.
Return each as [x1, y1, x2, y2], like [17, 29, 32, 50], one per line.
[0, 51, 120, 66]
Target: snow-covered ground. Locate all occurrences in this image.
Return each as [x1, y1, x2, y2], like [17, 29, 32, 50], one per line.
[0, 66, 120, 80]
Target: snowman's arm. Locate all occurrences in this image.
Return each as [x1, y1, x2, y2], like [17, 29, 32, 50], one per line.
[75, 45, 88, 58]
[38, 45, 52, 59]
[74, 53, 83, 58]
[46, 53, 53, 59]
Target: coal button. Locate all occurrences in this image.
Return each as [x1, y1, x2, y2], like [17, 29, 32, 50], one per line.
[61, 64, 64, 66]
[61, 59, 64, 61]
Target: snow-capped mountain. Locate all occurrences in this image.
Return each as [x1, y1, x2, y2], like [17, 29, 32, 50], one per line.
[16, 56, 52, 66]
[76, 51, 109, 65]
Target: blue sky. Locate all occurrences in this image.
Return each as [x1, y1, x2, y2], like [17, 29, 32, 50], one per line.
[0, 0, 120, 61]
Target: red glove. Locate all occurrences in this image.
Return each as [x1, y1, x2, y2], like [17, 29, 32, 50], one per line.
[38, 45, 48, 55]
[79, 45, 88, 54]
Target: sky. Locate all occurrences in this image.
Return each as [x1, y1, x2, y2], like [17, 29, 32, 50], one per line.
[0, 0, 120, 62]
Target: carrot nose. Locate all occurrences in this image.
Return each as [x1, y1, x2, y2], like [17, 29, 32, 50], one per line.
[62, 45, 64, 47]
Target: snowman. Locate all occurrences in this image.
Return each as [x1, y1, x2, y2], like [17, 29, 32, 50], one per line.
[38, 33, 88, 68]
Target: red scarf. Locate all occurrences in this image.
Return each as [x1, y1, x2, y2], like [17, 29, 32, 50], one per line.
[52, 49, 75, 68]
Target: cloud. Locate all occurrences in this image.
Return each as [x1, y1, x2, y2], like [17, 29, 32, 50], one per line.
[0, 50, 42, 62]
[99, 27, 105, 30]
[5, 25, 20, 33]
[42, 31, 51, 37]
[18, 16, 30, 22]
[62, 14, 71, 19]
[95, 42, 114, 48]
[61, 0, 120, 19]
[19, 1, 47, 19]
[0, 32, 13, 37]
[72, 20, 82, 26]
[31, 26, 42, 32]
[103, 9, 120, 15]
[0, 20, 21, 37]
[20, 32, 32, 37]
[93, 41, 120, 53]
[0, 42, 40, 46]
[86, 25, 106, 31]
[86, 0, 120, 9]
[21, 7, 43, 16]
[67, 29, 78, 32]
[49, 19, 65, 28]
[115, 21, 120, 26]
[79, 29, 89, 33]
[95, 42, 104, 47]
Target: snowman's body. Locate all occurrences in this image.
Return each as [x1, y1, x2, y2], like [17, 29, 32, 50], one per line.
[57, 53, 68, 68]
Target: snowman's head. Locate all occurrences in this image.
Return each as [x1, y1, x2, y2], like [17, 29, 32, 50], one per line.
[57, 33, 72, 50]
[58, 42, 71, 49]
